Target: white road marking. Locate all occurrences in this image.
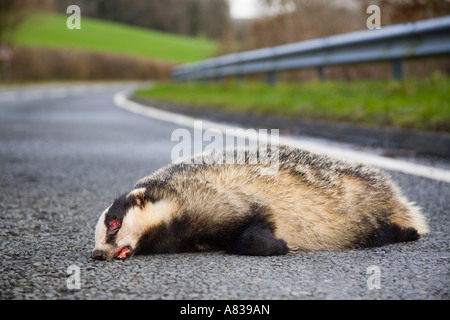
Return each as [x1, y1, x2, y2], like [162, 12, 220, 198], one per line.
[0, 91, 17, 102]
[0, 84, 114, 102]
[47, 88, 68, 99]
[23, 89, 45, 100]
[114, 90, 450, 183]
[71, 86, 88, 95]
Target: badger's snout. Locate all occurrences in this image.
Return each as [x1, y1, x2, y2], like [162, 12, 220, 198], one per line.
[91, 246, 134, 261]
[91, 250, 106, 261]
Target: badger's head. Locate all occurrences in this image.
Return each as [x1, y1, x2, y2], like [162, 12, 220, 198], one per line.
[91, 187, 173, 261]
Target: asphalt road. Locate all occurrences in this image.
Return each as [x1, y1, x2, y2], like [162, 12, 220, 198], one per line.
[0, 83, 448, 301]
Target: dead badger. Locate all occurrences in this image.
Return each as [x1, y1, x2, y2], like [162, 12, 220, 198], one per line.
[92, 144, 429, 260]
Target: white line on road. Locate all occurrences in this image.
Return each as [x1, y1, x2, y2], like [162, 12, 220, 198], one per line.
[0, 84, 117, 103]
[22, 89, 45, 100]
[114, 90, 450, 183]
[0, 91, 17, 102]
[47, 88, 68, 99]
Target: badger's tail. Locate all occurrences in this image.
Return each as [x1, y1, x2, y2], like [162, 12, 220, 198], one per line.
[389, 200, 430, 238]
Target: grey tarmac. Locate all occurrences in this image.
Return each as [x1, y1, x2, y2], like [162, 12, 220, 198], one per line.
[0, 83, 448, 300]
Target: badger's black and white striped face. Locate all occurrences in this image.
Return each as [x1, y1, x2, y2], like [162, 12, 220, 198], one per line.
[91, 188, 174, 260]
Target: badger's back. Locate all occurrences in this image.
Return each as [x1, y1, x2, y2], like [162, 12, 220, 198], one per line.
[135, 145, 429, 252]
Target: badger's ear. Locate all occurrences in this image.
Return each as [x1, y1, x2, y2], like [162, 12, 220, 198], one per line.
[135, 193, 144, 209]
[128, 188, 146, 209]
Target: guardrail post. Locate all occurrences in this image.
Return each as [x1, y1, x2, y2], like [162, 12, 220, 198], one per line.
[391, 59, 403, 80]
[267, 71, 277, 86]
[318, 66, 326, 82]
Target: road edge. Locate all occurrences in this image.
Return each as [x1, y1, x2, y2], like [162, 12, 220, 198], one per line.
[114, 90, 450, 183]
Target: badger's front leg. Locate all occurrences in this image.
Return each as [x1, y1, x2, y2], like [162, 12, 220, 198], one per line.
[227, 224, 289, 256]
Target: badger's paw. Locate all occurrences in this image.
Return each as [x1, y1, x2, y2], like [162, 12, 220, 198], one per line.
[228, 224, 289, 256]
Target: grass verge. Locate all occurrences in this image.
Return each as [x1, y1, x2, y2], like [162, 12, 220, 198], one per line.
[135, 75, 450, 133]
[14, 12, 217, 64]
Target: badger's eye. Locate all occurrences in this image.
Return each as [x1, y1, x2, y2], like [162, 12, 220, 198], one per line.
[108, 219, 121, 234]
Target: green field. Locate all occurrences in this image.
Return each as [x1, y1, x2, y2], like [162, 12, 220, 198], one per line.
[14, 12, 217, 64]
[135, 75, 450, 132]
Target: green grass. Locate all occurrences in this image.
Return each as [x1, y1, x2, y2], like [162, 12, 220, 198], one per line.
[135, 75, 450, 132]
[14, 12, 217, 64]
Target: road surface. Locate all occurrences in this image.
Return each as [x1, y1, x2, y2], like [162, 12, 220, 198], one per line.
[0, 83, 448, 301]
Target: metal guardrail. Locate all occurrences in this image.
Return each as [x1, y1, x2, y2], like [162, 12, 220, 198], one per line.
[172, 15, 450, 84]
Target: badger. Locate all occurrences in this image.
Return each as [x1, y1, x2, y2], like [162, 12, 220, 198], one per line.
[92, 144, 429, 260]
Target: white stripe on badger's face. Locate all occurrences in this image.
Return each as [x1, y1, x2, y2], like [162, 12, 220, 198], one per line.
[94, 208, 107, 249]
[115, 197, 177, 249]
[92, 188, 177, 260]
[93, 207, 116, 259]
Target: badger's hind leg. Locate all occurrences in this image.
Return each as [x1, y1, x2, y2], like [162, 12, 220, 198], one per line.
[362, 207, 427, 248]
[361, 188, 429, 248]
[363, 222, 420, 248]
[227, 224, 289, 256]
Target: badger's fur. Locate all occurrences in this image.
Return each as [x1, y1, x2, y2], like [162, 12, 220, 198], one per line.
[92, 145, 429, 260]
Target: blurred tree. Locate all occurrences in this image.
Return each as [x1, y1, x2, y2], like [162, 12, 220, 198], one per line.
[224, 0, 450, 80]
[364, 0, 450, 25]
[242, 0, 450, 50]
[0, 0, 38, 44]
[244, 0, 364, 50]
[0, 0, 54, 81]
[199, 0, 230, 38]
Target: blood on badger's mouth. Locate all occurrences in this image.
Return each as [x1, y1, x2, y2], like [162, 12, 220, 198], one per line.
[115, 246, 133, 260]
